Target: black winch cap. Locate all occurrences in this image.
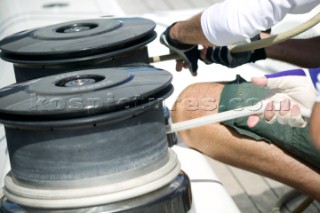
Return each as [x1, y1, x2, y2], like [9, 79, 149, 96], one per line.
[0, 67, 173, 122]
[0, 18, 156, 64]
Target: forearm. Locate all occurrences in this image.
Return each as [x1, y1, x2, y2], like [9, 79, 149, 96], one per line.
[169, 13, 214, 46]
[265, 36, 320, 68]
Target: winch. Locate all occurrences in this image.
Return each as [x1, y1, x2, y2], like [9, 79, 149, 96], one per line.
[0, 67, 192, 212]
[0, 18, 156, 82]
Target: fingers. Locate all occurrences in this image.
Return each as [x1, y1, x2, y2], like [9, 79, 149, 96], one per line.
[251, 76, 267, 87]
[176, 60, 184, 71]
[264, 98, 291, 125]
[248, 98, 307, 128]
[291, 104, 301, 117]
[247, 115, 261, 127]
[279, 98, 290, 116]
[259, 32, 271, 39]
[175, 60, 197, 76]
[200, 48, 208, 60]
[190, 71, 197, 76]
[247, 101, 274, 128]
[264, 101, 275, 121]
[176, 60, 189, 71]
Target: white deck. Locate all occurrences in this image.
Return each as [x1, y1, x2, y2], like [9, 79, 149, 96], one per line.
[0, 0, 320, 212]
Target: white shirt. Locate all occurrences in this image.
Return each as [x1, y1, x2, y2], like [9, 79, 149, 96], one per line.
[201, 0, 320, 46]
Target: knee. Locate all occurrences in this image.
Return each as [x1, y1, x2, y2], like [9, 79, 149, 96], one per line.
[171, 82, 224, 122]
[171, 82, 224, 149]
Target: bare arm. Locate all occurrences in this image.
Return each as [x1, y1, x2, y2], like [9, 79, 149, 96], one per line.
[310, 102, 320, 149]
[168, 0, 318, 47]
[265, 36, 320, 68]
[169, 13, 214, 46]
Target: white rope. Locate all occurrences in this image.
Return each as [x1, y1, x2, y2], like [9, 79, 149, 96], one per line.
[229, 11, 320, 53]
[166, 102, 311, 134]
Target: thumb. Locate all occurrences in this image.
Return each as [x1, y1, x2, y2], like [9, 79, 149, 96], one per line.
[247, 114, 261, 128]
[253, 75, 292, 90]
[251, 76, 267, 87]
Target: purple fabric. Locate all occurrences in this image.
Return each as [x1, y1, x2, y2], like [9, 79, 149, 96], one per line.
[266, 69, 305, 79]
[308, 67, 320, 88]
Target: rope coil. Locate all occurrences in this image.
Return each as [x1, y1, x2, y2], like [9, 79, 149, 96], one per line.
[4, 150, 180, 209]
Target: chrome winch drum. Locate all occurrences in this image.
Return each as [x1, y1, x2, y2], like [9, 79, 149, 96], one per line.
[0, 18, 156, 82]
[0, 67, 192, 212]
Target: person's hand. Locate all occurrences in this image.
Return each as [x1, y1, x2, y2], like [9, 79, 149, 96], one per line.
[200, 46, 256, 68]
[247, 69, 318, 128]
[160, 23, 199, 76]
[200, 35, 267, 68]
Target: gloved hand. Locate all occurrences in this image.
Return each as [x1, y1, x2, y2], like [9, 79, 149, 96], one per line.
[247, 68, 320, 128]
[160, 23, 199, 76]
[201, 35, 266, 68]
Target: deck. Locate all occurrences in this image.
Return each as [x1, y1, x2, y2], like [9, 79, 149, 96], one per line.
[116, 1, 320, 212]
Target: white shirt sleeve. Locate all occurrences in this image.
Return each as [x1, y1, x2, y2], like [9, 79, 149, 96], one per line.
[201, 0, 320, 46]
